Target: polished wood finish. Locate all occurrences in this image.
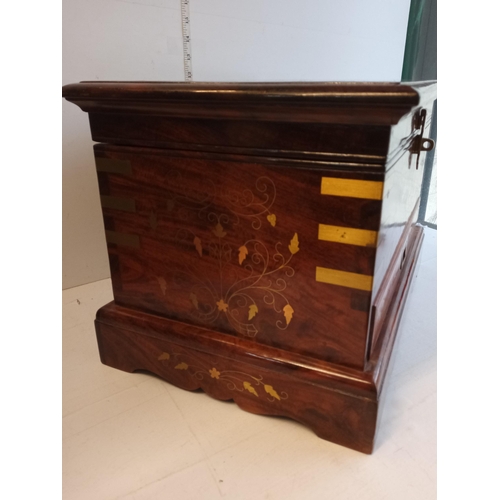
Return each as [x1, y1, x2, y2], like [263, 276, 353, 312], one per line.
[63, 81, 436, 453]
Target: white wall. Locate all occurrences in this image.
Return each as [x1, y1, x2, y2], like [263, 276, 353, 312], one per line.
[191, 0, 411, 82]
[62, 0, 411, 289]
[62, 0, 184, 289]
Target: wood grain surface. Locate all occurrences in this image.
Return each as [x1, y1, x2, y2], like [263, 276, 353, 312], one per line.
[63, 81, 437, 452]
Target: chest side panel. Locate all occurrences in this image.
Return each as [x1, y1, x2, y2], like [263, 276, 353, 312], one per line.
[368, 104, 435, 357]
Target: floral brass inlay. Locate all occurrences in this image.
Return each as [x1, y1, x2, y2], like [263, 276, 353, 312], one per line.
[157, 351, 288, 402]
[171, 225, 299, 337]
[266, 214, 277, 227]
[154, 174, 299, 338]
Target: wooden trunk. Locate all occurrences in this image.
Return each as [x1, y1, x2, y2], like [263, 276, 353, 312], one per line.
[63, 81, 436, 453]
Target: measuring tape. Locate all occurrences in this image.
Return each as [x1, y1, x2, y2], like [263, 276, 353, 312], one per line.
[181, 0, 193, 81]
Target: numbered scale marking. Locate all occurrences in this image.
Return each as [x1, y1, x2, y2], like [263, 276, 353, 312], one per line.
[181, 0, 193, 81]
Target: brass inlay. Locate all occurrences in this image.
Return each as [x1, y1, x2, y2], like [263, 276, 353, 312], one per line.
[238, 245, 248, 265]
[153, 173, 277, 230]
[212, 222, 227, 238]
[266, 213, 277, 226]
[318, 224, 378, 247]
[288, 233, 299, 254]
[316, 267, 373, 291]
[100, 195, 136, 212]
[321, 177, 383, 200]
[216, 299, 229, 312]
[157, 350, 288, 401]
[174, 224, 299, 337]
[243, 381, 258, 397]
[283, 304, 294, 325]
[95, 158, 132, 175]
[105, 230, 140, 248]
[248, 304, 258, 320]
[148, 175, 299, 338]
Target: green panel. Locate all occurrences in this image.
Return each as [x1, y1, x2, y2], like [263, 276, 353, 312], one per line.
[402, 0, 437, 81]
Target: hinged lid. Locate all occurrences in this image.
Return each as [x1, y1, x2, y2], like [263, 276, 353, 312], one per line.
[62, 81, 436, 126]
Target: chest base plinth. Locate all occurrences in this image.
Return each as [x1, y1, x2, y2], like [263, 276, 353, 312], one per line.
[95, 225, 423, 454]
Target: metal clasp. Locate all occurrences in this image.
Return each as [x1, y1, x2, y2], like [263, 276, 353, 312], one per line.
[409, 108, 435, 170]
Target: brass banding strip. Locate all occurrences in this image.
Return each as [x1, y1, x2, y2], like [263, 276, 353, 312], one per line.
[316, 267, 373, 291]
[318, 224, 378, 247]
[100, 195, 136, 212]
[95, 158, 132, 175]
[321, 177, 383, 200]
[105, 230, 140, 248]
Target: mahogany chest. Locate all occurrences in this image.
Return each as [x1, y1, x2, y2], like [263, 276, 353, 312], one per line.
[63, 81, 436, 453]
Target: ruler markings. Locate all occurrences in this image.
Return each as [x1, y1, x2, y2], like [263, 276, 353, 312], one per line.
[181, 0, 193, 81]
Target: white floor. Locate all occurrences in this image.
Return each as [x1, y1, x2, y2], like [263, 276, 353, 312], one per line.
[62, 228, 436, 500]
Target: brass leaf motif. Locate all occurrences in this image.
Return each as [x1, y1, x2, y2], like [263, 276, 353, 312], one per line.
[243, 381, 259, 397]
[248, 304, 258, 320]
[264, 384, 281, 400]
[157, 352, 170, 361]
[190, 292, 199, 310]
[238, 245, 248, 265]
[212, 223, 227, 238]
[267, 213, 277, 227]
[175, 362, 189, 370]
[283, 304, 294, 325]
[216, 299, 229, 312]
[288, 233, 299, 255]
[157, 277, 167, 295]
[193, 236, 203, 257]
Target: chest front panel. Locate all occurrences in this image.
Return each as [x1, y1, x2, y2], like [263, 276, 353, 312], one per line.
[96, 146, 383, 368]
